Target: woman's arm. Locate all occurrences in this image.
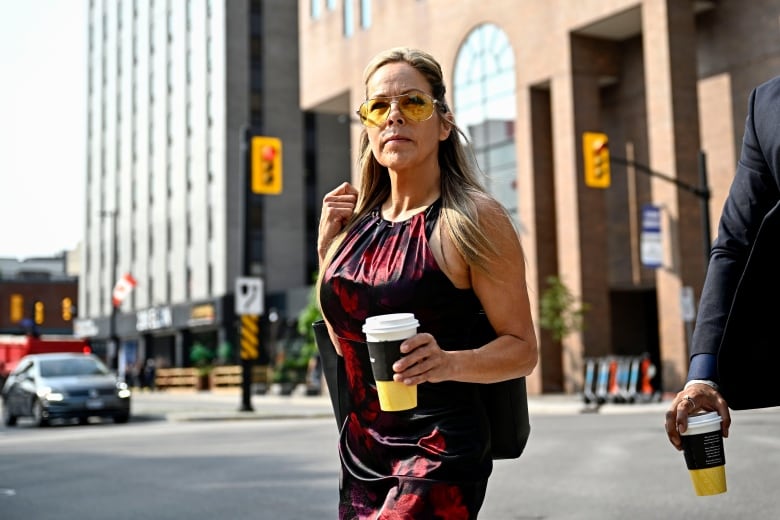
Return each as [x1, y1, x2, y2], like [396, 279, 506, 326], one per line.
[393, 197, 538, 384]
[317, 182, 358, 355]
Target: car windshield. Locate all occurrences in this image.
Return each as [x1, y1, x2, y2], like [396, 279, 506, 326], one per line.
[39, 358, 110, 378]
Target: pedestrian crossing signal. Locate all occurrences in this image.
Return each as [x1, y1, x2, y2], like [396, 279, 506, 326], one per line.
[251, 136, 282, 194]
[583, 132, 611, 188]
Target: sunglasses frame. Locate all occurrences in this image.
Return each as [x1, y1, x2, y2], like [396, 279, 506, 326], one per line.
[356, 90, 442, 128]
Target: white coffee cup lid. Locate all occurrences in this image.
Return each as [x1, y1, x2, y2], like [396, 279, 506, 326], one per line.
[687, 411, 722, 427]
[363, 313, 419, 333]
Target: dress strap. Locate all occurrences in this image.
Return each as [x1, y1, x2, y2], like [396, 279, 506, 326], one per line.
[424, 198, 442, 240]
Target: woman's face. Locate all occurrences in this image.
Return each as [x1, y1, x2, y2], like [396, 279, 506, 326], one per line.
[363, 62, 451, 174]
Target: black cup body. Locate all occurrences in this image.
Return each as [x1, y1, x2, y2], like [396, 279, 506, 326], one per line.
[366, 340, 404, 381]
[682, 430, 726, 470]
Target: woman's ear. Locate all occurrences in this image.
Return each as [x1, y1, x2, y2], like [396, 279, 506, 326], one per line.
[439, 112, 453, 141]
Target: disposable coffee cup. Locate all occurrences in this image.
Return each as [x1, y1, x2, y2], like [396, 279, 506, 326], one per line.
[362, 313, 419, 411]
[680, 411, 727, 496]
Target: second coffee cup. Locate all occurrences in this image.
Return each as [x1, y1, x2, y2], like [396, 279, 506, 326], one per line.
[363, 313, 419, 412]
[680, 411, 727, 496]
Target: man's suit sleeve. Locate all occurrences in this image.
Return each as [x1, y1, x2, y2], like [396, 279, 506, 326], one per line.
[688, 78, 780, 379]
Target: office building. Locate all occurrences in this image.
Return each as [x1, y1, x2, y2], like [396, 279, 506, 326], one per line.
[298, 0, 780, 394]
[78, 0, 313, 371]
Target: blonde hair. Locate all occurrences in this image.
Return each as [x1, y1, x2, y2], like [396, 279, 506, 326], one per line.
[318, 47, 509, 294]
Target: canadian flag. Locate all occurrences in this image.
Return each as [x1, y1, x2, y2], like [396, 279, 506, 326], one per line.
[112, 273, 137, 307]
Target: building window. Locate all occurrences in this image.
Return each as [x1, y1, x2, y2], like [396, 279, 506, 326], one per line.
[454, 24, 518, 224]
[343, 0, 354, 37]
[360, 0, 371, 28]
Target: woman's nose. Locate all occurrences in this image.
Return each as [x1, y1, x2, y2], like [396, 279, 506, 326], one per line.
[386, 100, 404, 124]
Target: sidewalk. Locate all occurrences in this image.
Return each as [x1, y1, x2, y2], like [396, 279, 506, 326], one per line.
[129, 387, 671, 422]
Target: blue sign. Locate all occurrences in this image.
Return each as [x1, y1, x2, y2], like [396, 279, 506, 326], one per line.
[641, 204, 661, 232]
[640, 204, 663, 268]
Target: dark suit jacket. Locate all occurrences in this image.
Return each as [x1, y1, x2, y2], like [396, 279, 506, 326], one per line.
[690, 75, 780, 409]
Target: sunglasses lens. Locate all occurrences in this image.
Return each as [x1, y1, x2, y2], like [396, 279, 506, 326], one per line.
[399, 93, 434, 121]
[358, 92, 436, 127]
[360, 99, 391, 127]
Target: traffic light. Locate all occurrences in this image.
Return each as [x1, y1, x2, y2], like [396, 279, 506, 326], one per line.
[251, 136, 282, 194]
[34, 301, 44, 325]
[62, 297, 73, 321]
[10, 294, 24, 323]
[583, 132, 611, 188]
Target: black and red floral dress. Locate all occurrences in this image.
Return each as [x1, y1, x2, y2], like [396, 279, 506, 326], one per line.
[320, 199, 493, 519]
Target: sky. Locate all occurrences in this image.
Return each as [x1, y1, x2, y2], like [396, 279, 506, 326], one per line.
[0, 1, 86, 260]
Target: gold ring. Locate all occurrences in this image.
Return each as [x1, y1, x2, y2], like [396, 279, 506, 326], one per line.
[683, 395, 695, 409]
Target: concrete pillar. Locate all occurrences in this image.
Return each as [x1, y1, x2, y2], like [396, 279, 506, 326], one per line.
[642, 0, 706, 392]
[545, 35, 621, 393]
[519, 83, 561, 393]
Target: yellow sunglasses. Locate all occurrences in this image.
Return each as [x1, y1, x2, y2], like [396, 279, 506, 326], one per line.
[356, 90, 442, 128]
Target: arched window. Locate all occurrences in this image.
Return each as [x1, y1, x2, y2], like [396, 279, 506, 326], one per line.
[454, 24, 518, 223]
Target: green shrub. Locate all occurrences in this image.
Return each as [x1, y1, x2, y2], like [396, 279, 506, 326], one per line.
[190, 342, 215, 376]
[539, 275, 589, 341]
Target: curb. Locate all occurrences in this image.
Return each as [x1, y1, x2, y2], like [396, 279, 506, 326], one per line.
[128, 391, 671, 422]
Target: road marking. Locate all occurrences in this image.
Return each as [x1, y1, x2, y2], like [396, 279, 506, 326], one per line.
[0, 488, 16, 496]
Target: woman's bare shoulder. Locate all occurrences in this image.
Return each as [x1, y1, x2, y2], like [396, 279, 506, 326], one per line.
[471, 193, 515, 231]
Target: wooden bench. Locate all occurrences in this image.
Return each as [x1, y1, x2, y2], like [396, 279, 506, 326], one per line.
[154, 367, 199, 389]
[154, 365, 273, 391]
[211, 365, 243, 387]
[211, 365, 273, 388]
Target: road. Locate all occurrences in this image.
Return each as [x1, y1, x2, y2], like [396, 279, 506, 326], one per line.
[1, 391, 779, 519]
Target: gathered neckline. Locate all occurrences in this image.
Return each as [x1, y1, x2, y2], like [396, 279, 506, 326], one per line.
[372, 198, 441, 225]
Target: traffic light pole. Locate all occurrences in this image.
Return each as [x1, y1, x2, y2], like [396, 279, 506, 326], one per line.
[238, 125, 254, 412]
[610, 151, 712, 268]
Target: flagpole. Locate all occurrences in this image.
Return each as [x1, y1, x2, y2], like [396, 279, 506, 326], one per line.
[101, 209, 119, 373]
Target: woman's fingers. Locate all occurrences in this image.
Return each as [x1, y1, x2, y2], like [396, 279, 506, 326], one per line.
[318, 183, 358, 259]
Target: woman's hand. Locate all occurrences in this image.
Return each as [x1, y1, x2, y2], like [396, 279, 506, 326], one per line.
[392, 333, 454, 385]
[664, 383, 731, 450]
[318, 182, 358, 263]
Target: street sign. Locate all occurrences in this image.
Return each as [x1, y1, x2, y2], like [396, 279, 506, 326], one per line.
[640, 204, 663, 268]
[240, 314, 259, 360]
[235, 277, 264, 316]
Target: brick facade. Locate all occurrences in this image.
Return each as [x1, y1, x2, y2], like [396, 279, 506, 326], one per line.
[298, 0, 780, 394]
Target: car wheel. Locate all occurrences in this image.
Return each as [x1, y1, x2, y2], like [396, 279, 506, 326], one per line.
[32, 400, 49, 427]
[2, 401, 17, 427]
[113, 413, 130, 424]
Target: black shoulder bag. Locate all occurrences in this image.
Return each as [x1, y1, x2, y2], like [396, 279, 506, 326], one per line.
[312, 314, 531, 460]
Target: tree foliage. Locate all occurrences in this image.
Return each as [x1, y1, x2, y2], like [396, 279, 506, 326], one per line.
[539, 275, 589, 341]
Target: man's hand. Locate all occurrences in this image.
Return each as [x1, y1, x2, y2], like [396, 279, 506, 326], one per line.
[664, 383, 730, 450]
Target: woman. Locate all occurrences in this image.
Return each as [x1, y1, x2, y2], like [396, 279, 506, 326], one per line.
[317, 47, 538, 519]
